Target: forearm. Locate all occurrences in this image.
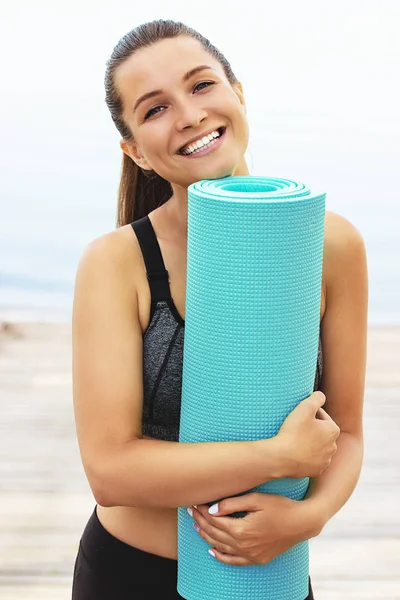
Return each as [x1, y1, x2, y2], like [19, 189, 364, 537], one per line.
[303, 432, 364, 532]
[96, 437, 288, 509]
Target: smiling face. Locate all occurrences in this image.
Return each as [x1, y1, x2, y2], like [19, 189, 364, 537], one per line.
[115, 35, 249, 188]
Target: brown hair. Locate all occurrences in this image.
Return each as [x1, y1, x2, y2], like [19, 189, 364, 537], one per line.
[104, 19, 239, 226]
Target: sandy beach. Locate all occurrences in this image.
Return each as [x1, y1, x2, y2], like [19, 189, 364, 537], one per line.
[0, 321, 398, 600]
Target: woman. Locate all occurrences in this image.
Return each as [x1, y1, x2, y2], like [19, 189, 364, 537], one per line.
[71, 19, 367, 600]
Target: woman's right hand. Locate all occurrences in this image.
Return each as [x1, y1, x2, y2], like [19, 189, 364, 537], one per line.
[277, 391, 340, 479]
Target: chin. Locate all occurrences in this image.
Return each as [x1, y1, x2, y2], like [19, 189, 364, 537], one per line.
[197, 159, 239, 182]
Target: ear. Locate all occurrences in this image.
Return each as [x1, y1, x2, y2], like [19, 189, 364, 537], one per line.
[232, 80, 246, 112]
[120, 139, 153, 171]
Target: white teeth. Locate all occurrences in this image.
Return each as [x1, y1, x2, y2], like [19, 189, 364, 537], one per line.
[181, 130, 221, 155]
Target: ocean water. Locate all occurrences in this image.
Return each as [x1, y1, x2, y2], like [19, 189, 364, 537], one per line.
[0, 195, 397, 326]
[0, 118, 399, 326]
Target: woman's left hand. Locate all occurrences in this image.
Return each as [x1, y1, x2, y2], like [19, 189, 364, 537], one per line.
[188, 492, 323, 566]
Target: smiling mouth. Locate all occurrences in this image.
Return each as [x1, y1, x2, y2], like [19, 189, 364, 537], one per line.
[178, 127, 226, 156]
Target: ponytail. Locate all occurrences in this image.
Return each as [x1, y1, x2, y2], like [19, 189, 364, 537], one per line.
[116, 154, 172, 227]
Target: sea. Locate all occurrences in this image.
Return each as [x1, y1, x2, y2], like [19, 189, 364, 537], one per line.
[0, 117, 398, 326]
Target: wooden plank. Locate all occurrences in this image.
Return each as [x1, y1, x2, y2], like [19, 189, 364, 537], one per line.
[0, 322, 399, 599]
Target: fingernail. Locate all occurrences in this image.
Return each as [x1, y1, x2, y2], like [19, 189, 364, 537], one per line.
[208, 503, 218, 514]
[193, 522, 200, 532]
[187, 507, 193, 517]
[208, 549, 216, 557]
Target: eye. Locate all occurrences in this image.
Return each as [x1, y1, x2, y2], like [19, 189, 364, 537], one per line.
[193, 81, 215, 92]
[144, 105, 165, 120]
[143, 82, 215, 120]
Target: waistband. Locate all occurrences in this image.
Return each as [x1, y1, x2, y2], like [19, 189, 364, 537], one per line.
[79, 505, 178, 584]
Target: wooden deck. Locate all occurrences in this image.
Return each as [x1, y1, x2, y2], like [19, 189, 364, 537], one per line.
[0, 322, 398, 599]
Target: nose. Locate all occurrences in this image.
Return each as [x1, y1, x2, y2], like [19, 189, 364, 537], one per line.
[175, 103, 208, 131]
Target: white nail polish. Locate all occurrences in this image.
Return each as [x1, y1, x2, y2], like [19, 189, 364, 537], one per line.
[187, 507, 193, 517]
[208, 549, 216, 557]
[208, 503, 218, 514]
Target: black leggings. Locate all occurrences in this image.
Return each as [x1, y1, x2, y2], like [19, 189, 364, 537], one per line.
[71, 505, 314, 599]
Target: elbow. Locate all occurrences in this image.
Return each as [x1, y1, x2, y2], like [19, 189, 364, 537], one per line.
[92, 481, 115, 507]
[92, 474, 144, 508]
[83, 440, 144, 508]
[84, 462, 118, 507]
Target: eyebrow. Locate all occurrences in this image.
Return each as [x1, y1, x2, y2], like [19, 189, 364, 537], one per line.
[133, 65, 215, 113]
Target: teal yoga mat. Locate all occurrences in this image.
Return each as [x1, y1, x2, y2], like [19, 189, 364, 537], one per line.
[177, 176, 326, 600]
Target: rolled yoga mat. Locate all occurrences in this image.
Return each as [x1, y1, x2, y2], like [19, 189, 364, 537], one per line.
[177, 176, 326, 600]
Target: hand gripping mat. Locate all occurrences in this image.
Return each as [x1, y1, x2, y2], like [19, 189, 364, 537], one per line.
[177, 176, 326, 600]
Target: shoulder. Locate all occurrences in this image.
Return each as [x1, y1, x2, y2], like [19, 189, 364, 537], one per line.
[73, 224, 143, 309]
[76, 224, 141, 282]
[324, 209, 366, 254]
[323, 210, 367, 287]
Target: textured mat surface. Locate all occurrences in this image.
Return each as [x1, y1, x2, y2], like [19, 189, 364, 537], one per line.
[177, 176, 326, 600]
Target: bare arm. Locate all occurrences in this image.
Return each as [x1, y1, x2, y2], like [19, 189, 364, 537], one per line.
[99, 437, 285, 509]
[72, 231, 290, 509]
[303, 213, 367, 524]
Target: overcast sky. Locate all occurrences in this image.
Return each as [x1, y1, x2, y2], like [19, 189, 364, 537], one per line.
[0, 0, 399, 322]
[1, 0, 398, 218]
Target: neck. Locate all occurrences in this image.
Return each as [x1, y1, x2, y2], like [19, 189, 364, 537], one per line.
[165, 156, 250, 241]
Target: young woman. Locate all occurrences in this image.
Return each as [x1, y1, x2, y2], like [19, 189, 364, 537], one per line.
[71, 19, 367, 600]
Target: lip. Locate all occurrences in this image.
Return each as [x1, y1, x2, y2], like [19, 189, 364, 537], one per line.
[177, 127, 225, 155]
[178, 127, 226, 159]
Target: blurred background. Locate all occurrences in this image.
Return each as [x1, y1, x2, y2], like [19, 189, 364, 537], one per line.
[0, 0, 399, 325]
[0, 1, 399, 599]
